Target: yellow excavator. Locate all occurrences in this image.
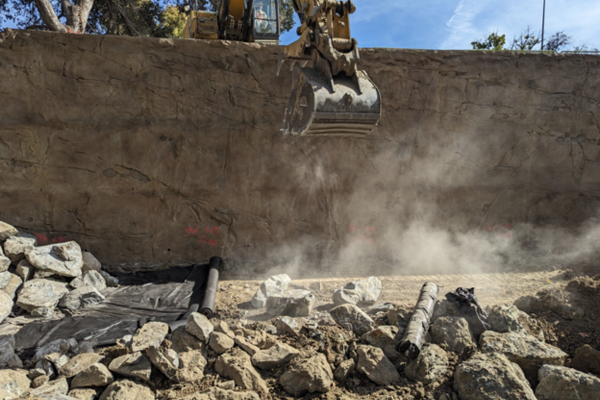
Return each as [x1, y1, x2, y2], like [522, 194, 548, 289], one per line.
[182, 0, 381, 136]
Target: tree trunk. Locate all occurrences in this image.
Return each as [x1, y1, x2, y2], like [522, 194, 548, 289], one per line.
[33, 0, 94, 33]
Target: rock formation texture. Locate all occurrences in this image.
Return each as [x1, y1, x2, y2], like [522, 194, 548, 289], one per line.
[1, 29, 599, 275]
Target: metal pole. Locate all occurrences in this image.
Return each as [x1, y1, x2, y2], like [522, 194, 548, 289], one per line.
[541, 0, 546, 51]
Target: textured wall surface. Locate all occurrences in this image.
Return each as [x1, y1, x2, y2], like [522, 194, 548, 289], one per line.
[1, 30, 599, 276]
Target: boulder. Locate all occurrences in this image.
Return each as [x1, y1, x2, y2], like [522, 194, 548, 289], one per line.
[214, 348, 268, 392]
[27, 377, 69, 397]
[571, 344, 600, 375]
[274, 316, 303, 337]
[266, 289, 316, 317]
[432, 299, 488, 340]
[108, 352, 152, 382]
[360, 326, 402, 359]
[431, 316, 476, 354]
[81, 252, 102, 272]
[31, 375, 49, 388]
[333, 358, 356, 381]
[0, 271, 11, 289]
[171, 326, 205, 353]
[251, 342, 299, 370]
[180, 387, 260, 400]
[356, 345, 400, 385]
[186, 312, 214, 341]
[59, 286, 105, 311]
[2, 273, 22, 300]
[98, 380, 154, 400]
[0, 290, 12, 324]
[0, 246, 11, 272]
[169, 327, 208, 382]
[3, 234, 36, 262]
[454, 352, 536, 400]
[234, 336, 260, 356]
[69, 270, 107, 292]
[479, 330, 568, 386]
[25, 242, 84, 278]
[58, 353, 104, 378]
[71, 363, 114, 388]
[17, 279, 69, 311]
[333, 276, 382, 306]
[131, 321, 169, 352]
[330, 304, 374, 336]
[214, 320, 233, 337]
[35, 360, 57, 379]
[405, 344, 448, 384]
[209, 331, 235, 354]
[0, 221, 19, 241]
[0, 369, 30, 400]
[487, 304, 544, 341]
[252, 274, 290, 308]
[53, 354, 70, 370]
[535, 365, 600, 400]
[146, 346, 179, 382]
[280, 353, 333, 396]
[0, 333, 15, 367]
[68, 388, 98, 400]
[16, 259, 35, 282]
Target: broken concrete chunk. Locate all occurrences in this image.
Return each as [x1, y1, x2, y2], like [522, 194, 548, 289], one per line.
[360, 326, 402, 359]
[27, 377, 69, 397]
[234, 336, 260, 356]
[252, 274, 291, 309]
[479, 330, 568, 386]
[431, 316, 476, 354]
[0, 247, 10, 273]
[334, 358, 356, 381]
[0, 333, 15, 367]
[170, 326, 205, 353]
[0, 271, 12, 289]
[108, 352, 152, 382]
[2, 273, 22, 300]
[487, 304, 545, 342]
[3, 234, 36, 263]
[266, 289, 316, 317]
[535, 365, 600, 400]
[251, 342, 299, 370]
[454, 352, 536, 400]
[58, 353, 104, 378]
[0, 369, 30, 400]
[98, 380, 154, 400]
[68, 388, 98, 400]
[209, 331, 235, 354]
[35, 360, 57, 379]
[164, 348, 179, 368]
[432, 299, 487, 340]
[186, 312, 214, 341]
[405, 344, 448, 384]
[25, 241, 84, 278]
[59, 286, 105, 311]
[214, 348, 268, 392]
[146, 346, 179, 382]
[330, 304, 375, 336]
[0, 221, 19, 240]
[0, 287, 12, 324]
[81, 251, 102, 272]
[100, 271, 119, 287]
[69, 270, 107, 291]
[176, 349, 207, 383]
[53, 354, 70, 370]
[31, 306, 55, 318]
[16, 259, 35, 282]
[33, 339, 73, 363]
[131, 321, 169, 352]
[31, 375, 49, 388]
[333, 276, 382, 306]
[280, 353, 333, 396]
[356, 345, 400, 385]
[275, 316, 303, 337]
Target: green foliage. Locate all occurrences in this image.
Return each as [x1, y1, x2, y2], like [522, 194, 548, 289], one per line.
[544, 31, 571, 51]
[510, 26, 539, 51]
[471, 31, 506, 51]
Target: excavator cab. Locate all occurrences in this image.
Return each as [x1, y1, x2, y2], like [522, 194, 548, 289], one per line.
[251, 0, 280, 44]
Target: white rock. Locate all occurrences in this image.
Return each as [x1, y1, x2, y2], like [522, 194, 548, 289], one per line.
[17, 279, 69, 312]
[0, 291, 13, 324]
[0, 369, 30, 400]
[130, 321, 169, 352]
[16, 259, 35, 282]
[25, 241, 84, 278]
[2, 273, 22, 300]
[333, 277, 382, 306]
[252, 274, 291, 309]
[0, 221, 18, 241]
[69, 270, 106, 291]
[32, 338, 73, 363]
[186, 312, 214, 341]
[0, 333, 15, 367]
[59, 285, 105, 311]
[31, 307, 55, 318]
[0, 271, 11, 289]
[0, 246, 10, 273]
[266, 289, 316, 317]
[82, 251, 102, 272]
[3, 234, 36, 263]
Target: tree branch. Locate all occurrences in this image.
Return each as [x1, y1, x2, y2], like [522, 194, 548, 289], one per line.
[32, 0, 68, 32]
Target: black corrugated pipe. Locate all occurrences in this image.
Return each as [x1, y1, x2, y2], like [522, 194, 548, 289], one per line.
[397, 282, 439, 359]
[200, 256, 222, 318]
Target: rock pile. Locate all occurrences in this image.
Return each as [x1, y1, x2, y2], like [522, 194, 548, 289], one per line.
[0, 220, 117, 325]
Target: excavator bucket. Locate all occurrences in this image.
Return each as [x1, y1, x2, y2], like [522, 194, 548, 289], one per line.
[282, 67, 381, 136]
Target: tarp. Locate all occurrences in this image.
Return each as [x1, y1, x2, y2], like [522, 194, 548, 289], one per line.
[15, 264, 209, 357]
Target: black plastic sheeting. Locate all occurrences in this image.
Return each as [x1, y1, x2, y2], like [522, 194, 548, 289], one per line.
[15, 264, 210, 357]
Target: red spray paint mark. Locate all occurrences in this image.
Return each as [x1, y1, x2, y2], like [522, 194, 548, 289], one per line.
[487, 223, 513, 238]
[348, 224, 377, 245]
[185, 226, 221, 247]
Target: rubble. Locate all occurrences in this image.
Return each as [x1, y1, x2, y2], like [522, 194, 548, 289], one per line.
[59, 286, 105, 311]
[209, 331, 235, 354]
[252, 274, 290, 309]
[26, 377, 69, 397]
[214, 348, 268, 392]
[487, 304, 544, 341]
[186, 312, 214, 341]
[454, 352, 537, 400]
[405, 343, 448, 384]
[333, 276, 382, 306]
[0, 291, 12, 324]
[274, 316, 303, 337]
[535, 365, 600, 400]
[1, 273, 22, 300]
[479, 330, 568, 385]
[279, 353, 333, 396]
[108, 352, 152, 382]
[15, 259, 35, 282]
[58, 353, 104, 378]
[266, 289, 316, 317]
[356, 345, 400, 385]
[146, 346, 179, 381]
[431, 316, 476, 354]
[16, 279, 70, 311]
[360, 326, 402, 359]
[3, 234, 36, 263]
[69, 388, 98, 400]
[81, 251, 102, 272]
[333, 358, 356, 381]
[25, 242, 84, 278]
[432, 299, 488, 339]
[571, 344, 600, 375]
[0, 369, 30, 399]
[251, 342, 299, 370]
[330, 303, 375, 336]
[70, 363, 114, 388]
[182, 387, 260, 400]
[98, 379, 154, 400]
[0, 333, 15, 366]
[0, 247, 10, 272]
[130, 321, 169, 352]
[69, 270, 107, 291]
[0, 221, 19, 241]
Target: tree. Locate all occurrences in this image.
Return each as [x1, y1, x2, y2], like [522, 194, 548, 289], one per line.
[471, 31, 506, 51]
[544, 31, 571, 51]
[510, 26, 539, 51]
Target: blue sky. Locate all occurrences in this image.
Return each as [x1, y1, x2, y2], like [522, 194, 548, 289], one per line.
[281, 0, 600, 50]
